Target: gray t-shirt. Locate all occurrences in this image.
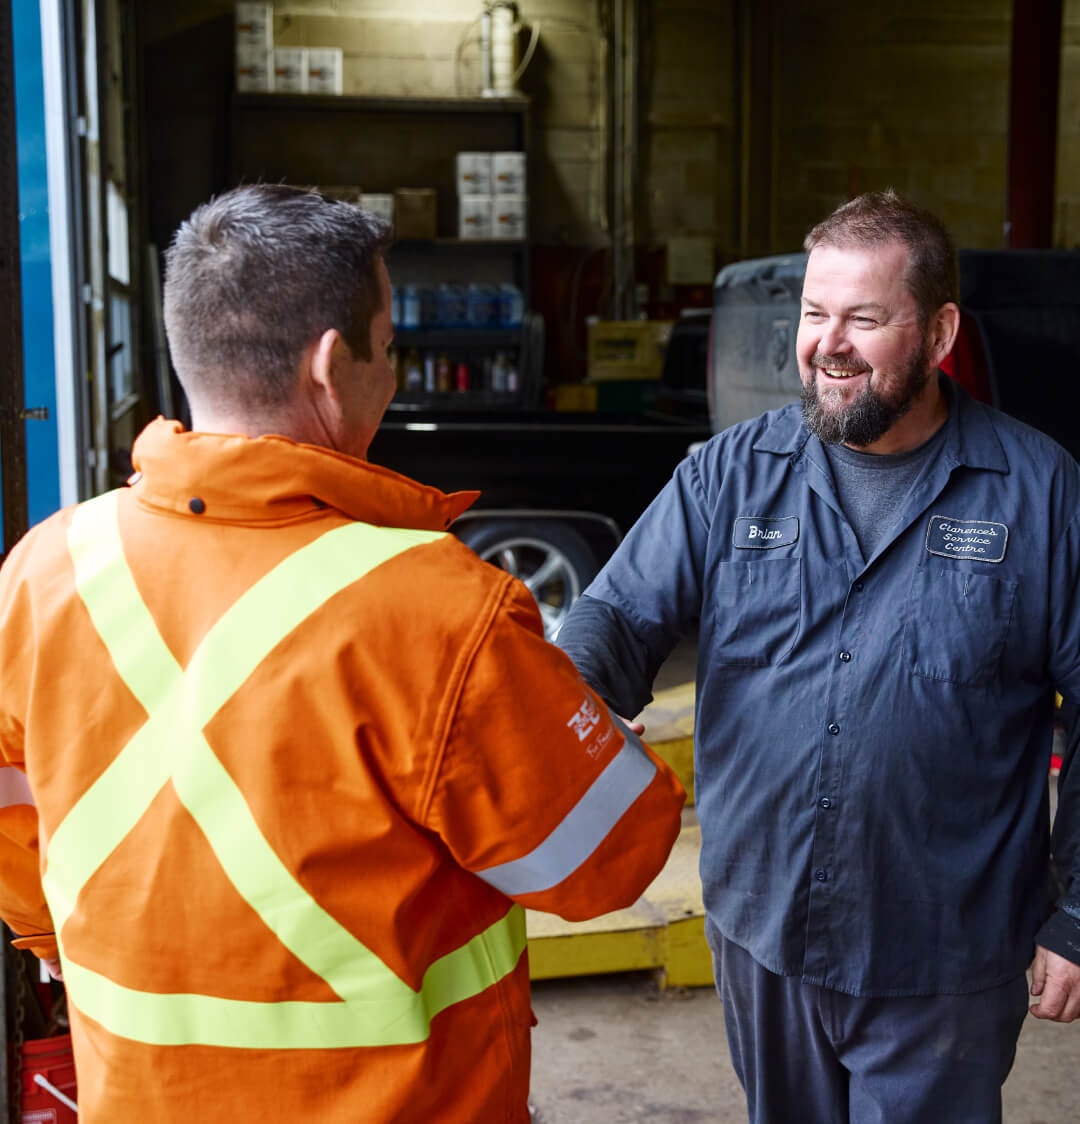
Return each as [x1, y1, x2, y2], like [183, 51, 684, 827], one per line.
[823, 421, 949, 559]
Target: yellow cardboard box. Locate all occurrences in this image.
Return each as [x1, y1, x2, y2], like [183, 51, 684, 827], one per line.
[587, 320, 674, 381]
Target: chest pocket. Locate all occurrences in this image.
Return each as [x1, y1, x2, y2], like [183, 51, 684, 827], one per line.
[712, 557, 802, 667]
[902, 565, 1018, 687]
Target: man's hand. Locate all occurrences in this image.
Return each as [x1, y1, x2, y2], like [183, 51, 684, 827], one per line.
[41, 957, 63, 982]
[618, 715, 645, 736]
[1029, 944, 1080, 1021]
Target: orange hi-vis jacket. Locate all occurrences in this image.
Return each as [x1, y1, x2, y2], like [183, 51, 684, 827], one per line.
[0, 418, 685, 1123]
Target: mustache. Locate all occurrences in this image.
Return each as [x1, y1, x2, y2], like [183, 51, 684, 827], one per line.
[811, 353, 872, 374]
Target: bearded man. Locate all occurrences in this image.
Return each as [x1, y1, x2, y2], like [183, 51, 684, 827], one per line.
[557, 190, 1080, 1124]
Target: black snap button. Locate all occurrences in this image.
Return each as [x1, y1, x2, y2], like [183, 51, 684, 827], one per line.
[839, 650, 852, 662]
[827, 723, 840, 736]
[820, 797, 832, 809]
[854, 580, 865, 592]
[188, 497, 206, 515]
[815, 869, 828, 882]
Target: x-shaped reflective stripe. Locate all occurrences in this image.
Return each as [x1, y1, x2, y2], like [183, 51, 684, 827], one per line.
[43, 490, 525, 1049]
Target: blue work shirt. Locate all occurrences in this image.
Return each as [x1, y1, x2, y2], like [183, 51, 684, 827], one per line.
[558, 376, 1080, 996]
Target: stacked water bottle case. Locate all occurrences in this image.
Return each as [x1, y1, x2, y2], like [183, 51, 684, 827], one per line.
[390, 282, 525, 396]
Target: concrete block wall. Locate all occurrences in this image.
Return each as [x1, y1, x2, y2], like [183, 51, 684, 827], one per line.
[1057, 0, 1080, 248]
[640, 0, 737, 258]
[771, 0, 1013, 252]
[140, 0, 1080, 256]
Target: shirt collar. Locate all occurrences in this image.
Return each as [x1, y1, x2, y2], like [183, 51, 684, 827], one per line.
[129, 417, 479, 531]
[751, 373, 1009, 475]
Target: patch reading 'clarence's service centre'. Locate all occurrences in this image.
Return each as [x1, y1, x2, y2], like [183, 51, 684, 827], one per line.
[925, 515, 1008, 563]
[733, 515, 800, 550]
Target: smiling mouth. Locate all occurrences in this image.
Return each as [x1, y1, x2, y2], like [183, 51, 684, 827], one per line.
[817, 365, 870, 380]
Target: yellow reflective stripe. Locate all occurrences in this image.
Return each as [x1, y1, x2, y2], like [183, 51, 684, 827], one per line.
[46, 488, 525, 1048]
[58, 907, 526, 1049]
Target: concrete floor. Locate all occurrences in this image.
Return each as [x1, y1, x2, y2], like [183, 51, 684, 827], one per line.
[528, 635, 1079, 1123]
[528, 969, 1077, 1124]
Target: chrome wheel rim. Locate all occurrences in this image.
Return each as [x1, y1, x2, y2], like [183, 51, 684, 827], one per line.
[475, 536, 582, 640]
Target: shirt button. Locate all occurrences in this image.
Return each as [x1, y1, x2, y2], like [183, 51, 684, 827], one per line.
[815, 869, 828, 882]
[820, 797, 833, 809]
[854, 580, 864, 592]
[188, 497, 206, 515]
[827, 722, 840, 736]
[839, 650, 852, 662]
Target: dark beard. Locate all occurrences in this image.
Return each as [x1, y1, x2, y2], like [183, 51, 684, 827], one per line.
[800, 338, 932, 447]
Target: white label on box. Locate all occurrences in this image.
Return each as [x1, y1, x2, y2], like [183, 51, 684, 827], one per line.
[307, 48, 343, 95]
[235, 3, 273, 51]
[459, 195, 494, 239]
[456, 152, 493, 197]
[273, 47, 308, 93]
[492, 194, 527, 240]
[236, 46, 273, 92]
[360, 194, 395, 224]
[493, 152, 526, 195]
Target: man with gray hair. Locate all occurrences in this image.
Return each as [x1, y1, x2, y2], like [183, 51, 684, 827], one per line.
[0, 184, 685, 1122]
[559, 189, 1080, 1122]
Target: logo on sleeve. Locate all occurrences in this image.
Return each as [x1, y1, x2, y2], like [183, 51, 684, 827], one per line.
[733, 515, 799, 550]
[925, 515, 1008, 563]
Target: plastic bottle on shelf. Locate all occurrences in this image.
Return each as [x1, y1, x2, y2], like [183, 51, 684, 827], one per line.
[403, 348, 423, 391]
[497, 283, 524, 328]
[506, 356, 519, 393]
[423, 352, 436, 392]
[467, 282, 497, 328]
[402, 285, 421, 329]
[491, 351, 509, 392]
[455, 361, 470, 392]
[435, 353, 452, 392]
[390, 286, 402, 327]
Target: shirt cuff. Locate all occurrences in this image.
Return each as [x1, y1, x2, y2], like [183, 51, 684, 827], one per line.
[1036, 906, 1080, 965]
[10, 932, 59, 960]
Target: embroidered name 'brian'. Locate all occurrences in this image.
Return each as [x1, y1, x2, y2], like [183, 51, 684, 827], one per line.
[733, 515, 799, 550]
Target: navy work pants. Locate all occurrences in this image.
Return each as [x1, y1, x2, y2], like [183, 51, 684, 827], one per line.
[707, 921, 1030, 1124]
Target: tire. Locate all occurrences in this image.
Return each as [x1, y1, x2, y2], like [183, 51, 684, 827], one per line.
[456, 519, 599, 641]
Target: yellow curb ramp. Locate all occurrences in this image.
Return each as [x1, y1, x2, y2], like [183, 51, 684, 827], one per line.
[527, 681, 709, 988]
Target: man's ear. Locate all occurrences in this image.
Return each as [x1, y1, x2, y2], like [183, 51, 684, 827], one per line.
[930, 303, 961, 368]
[309, 327, 347, 401]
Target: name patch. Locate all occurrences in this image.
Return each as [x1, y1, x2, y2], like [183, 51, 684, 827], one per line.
[925, 515, 1008, 563]
[733, 515, 799, 550]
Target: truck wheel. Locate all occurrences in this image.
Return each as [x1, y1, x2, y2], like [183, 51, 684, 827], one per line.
[457, 520, 599, 641]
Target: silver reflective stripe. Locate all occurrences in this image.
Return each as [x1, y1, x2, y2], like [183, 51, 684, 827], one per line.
[475, 711, 656, 895]
[0, 767, 33, 809]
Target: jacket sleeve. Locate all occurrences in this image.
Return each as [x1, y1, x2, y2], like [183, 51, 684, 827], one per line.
[423, 575, 685, 921]
[0, 550, 58, 959]
[558, 452, 711, 717]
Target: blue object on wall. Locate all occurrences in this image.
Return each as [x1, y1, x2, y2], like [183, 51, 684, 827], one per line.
[13, 0, 62, 528]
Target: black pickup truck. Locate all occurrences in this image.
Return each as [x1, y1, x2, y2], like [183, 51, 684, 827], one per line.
[367, 320, 711, 639]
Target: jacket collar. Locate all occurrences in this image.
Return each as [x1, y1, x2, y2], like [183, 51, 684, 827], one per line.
[129, 418, 478, 531]
[751, 374, 1009, 474]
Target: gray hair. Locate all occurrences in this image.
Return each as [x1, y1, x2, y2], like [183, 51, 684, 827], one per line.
[163, 184, 392, 409]
[803, 189, 957, 328]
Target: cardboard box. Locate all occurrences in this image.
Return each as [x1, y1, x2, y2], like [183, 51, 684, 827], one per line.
[235, 3, 273, 50]
[456, 153, 493, 196]
[307, 47, 343, 94]
[236, 46, 273, 92]
[393, 188, 437, 239]
[459, 195, 493, 239]
[493, 151, 527, 195]
[492, 194, 527, 240]
[553, 384, 598, 412]
[273, 47, 308, 92]
[586, 320, 674, 381]
[360, 193, 394, 224]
